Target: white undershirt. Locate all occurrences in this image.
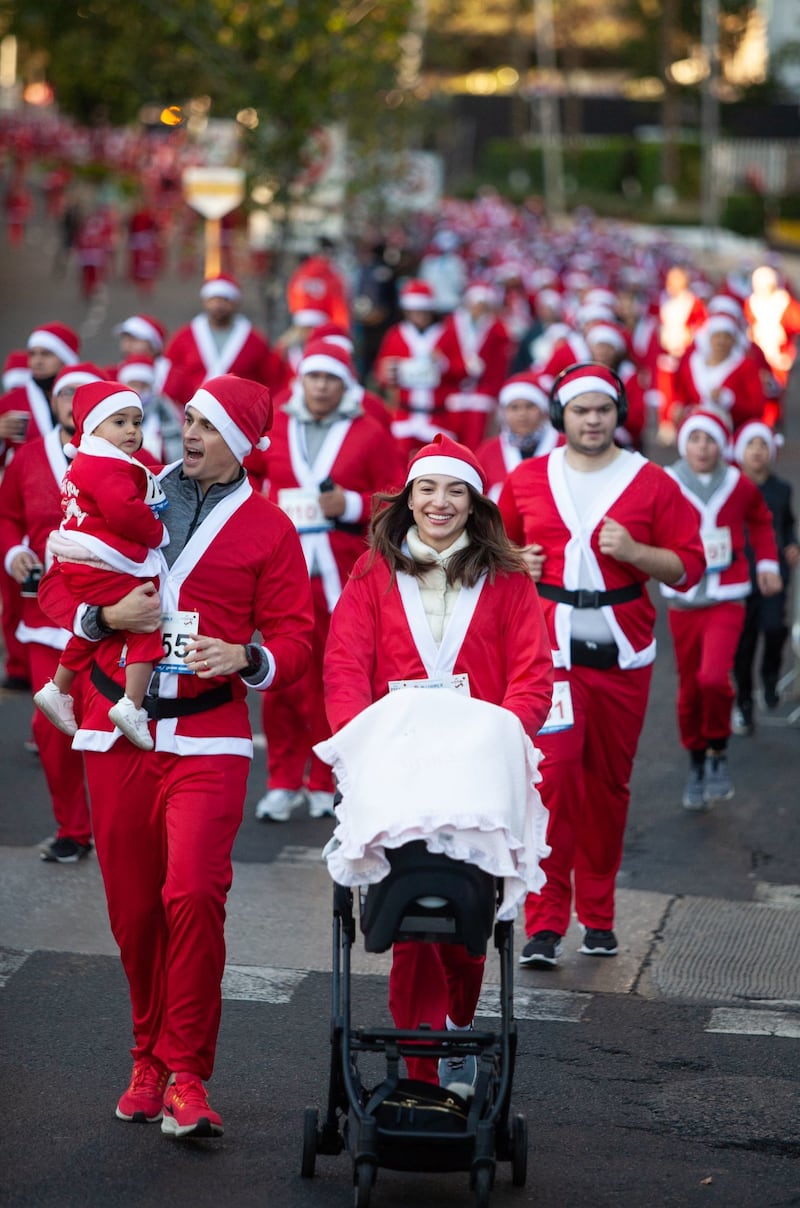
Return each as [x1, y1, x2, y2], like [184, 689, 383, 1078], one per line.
[562, 459, 618, 644]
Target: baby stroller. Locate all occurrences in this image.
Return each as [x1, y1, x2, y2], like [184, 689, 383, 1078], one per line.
[300, 839, 529, 1207]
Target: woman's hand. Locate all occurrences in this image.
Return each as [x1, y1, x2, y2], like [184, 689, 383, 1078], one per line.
[185, 635, 250, 678]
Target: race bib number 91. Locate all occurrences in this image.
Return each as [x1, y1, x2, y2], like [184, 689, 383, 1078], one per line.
[157, 610, 200, 675]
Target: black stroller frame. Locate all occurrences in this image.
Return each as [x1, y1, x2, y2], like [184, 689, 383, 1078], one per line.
[301, 841, 529, 1206]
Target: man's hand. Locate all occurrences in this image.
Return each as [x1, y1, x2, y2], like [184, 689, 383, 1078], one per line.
[757, 570, 784, 597]
[318, 484, 347, 519]
[10, 551, 42, 584]
[522, 543, 546, 580]
[598, 516, 638, 563]
[102, 582, 162, 633]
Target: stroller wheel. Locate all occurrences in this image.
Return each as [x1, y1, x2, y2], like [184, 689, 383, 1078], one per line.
[353, 1159, 375, 1207]
[472, 1164, 493, 1207]
[510, 1112, 528, 1186]
[301, 1107, 318, 1178]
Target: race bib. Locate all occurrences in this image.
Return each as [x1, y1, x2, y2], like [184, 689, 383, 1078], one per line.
[156, 609, 200, 675]
[278, 487, 333, 533]
[538, 681, 574, 734]
[397, 356, 441, 390]
[702, 526, 732, 573]
[388, 673, 471, 696]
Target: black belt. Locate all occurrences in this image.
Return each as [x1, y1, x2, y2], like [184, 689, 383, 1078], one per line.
[537, 582, 643, 609]
[90, 662, 233, 719]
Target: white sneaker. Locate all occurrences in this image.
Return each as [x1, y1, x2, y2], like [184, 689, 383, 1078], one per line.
[254, 788, 306, 822]
[33, 681, 77, 736]
[308, 791, 336, 819]
[108, 695, 154, 750]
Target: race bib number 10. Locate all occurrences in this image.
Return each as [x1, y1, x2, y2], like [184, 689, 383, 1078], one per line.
[157, 610, 200, 675]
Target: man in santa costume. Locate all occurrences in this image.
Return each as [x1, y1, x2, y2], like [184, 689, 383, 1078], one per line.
[374, 279, 467, 460]
[476, 370, 560, 502]
[0, 322, 81, 688]
[442, 281, 511, 449]
[670, 314, 767, 433]
[583, 320, 647, 451]
[744, 264, 800, 427]
[499, 363, 705, 969]
[107, 313, 170, 394]
[656, 264, 707, 444]
[162, 274, 280, 405]
[254, 339, 404, 821]
[0, 363, 105, 862]
[39, 374, 314, 1139]
[661, 409, 781, 809]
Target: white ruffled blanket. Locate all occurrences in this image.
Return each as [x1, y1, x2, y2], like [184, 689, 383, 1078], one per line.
[313, 689, 551, 921]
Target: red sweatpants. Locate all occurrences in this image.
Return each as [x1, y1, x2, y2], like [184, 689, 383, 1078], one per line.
[667, 601, 745, 750]
[29, 642, 91, 845]
[84, 744, 249, 1081]
[261, 577, 333, 793]
[525, 662, 653, 938]
[388, 941, 486, 1084]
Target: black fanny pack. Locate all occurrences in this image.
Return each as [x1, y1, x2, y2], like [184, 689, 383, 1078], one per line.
[90, 662, 233, 719]
[537, 581, 643, 609]
[570, 639, 619, 670]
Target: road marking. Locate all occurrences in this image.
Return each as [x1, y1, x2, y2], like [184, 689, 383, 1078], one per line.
[0, 947, 31, 987]
[706, 1007, 800, 1039]
[479, 984, 591, 1023]
[276, 845, 326, 866]
[222, 964, 308, 1003]
[753, 882, 800, 909]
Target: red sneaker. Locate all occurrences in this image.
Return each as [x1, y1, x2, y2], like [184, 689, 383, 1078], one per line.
[160, 1077, 224, 1139]
[115, 1057, 169, 1122]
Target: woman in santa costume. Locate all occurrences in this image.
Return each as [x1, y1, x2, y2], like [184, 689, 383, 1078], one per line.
[442, 281, 511, 449]
[374, 279, 467, 459]
[476, 370, 560, 502]
[38, 374, 314, 1139]
[670, 313, 767, 433]
[498, 364, 706, 969]
[0, 364, 106, 863]
[255, 339, 404, 822]
[662, 409, 781, 809]
[323, 434, 553, 1088]
[162, 274, 280, 405]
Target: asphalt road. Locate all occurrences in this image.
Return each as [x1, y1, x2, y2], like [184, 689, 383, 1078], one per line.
[1, 212, 800, 1208]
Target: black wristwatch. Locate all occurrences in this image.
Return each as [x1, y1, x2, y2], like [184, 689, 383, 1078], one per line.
[242, 643, 263, 676]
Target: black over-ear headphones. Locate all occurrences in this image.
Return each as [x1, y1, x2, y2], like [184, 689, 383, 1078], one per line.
[548, 361, 628, 432]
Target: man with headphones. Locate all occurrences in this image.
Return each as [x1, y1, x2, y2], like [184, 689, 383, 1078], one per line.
[499, 363, 705, 968]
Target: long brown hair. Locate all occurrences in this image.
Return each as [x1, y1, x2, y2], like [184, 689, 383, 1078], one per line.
[364, 482, 529, 588]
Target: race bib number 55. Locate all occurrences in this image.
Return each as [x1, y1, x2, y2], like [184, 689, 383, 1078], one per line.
[156, 610, 200, 674]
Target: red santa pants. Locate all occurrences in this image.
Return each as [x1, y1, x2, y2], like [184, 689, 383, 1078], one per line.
[1, 573, 29, 680]
[261, 576, 333, 793]
[59, 566, 164, 673]
[84, 744, 249, 1081]
[29, 642, 91, 845]
[388, 941, 486, 1084]
[668, 601, 745, 750]
[525, 662, 653, 938]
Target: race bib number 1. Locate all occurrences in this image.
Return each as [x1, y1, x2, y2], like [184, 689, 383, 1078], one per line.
[538, 681, 574, 734]
[157, 610, 200, 674]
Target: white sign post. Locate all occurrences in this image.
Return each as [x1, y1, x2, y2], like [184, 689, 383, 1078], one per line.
[182, 167, 246, 278]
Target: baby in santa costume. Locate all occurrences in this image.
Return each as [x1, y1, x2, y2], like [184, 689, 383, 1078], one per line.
[33, 381, 169, 749]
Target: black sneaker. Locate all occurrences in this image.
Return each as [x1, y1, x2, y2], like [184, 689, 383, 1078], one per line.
[519, 930, 562, 968]
[763, 682, 780, 710]
[40, 837, 93, 864]
[579, 927, 618, 956]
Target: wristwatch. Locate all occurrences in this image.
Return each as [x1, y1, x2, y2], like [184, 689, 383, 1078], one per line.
[242, 643, 263, 676]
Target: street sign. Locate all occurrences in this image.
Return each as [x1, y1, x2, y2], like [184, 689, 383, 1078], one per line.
[183, 167, 245, 219]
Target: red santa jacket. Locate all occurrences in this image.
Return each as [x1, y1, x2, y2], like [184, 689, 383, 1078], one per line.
[672, 348, 767, 430]
[662, 464, 780, 603]
[60, 437, 166, 572]
[38, 471, 314, 755]
[477, 427, 561, 503]
[261, 403, 405, 611]
[163, 315, 280, 405]
[499, 447, 706, 670]
[374, 320, 467, 434]
[443, 309, 511, 407]
[0, 427, 70, 649]
[323, 549, 553, 740]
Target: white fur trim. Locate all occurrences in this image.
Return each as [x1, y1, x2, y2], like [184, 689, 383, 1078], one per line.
[498, 381, 549, 410]
[28, 330, 79, 366]
[82, 391, 143, 440]
[54, 370, 104, 395]
[557, 376, 618, 406]
[189, 387, 253, 463]
[200, 278, 241, 302]
[114, 316, 164, 350]
[406, 454, 484, 494]
[299, 351, 353, 384]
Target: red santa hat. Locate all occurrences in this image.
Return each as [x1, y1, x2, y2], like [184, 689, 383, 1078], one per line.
[464, 281, 499, 308]
[200, 273, 242, 303]
[117, 355, 156, 389]
[707, 295, 745, 324]
[677, 408, 733, 458]
[399, 279, 438, 311]
[189, 374, 272, 462]
[585, 321, 628, 354]
[405, 432, 487, 495]
[27, 322, 80, 366]
[65, 381, 142, 457]
[2, 349, 29, 391]
[298, 339, 356, 386]
[113, 313, 167, 352]
[311, 321, 354, 353]
[700, 313, 741, 340]
[498, 371, 550, 412]
[53, 362, 108, 397]
[552, 363, 622, 409]
[733, 421, 782, 467]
